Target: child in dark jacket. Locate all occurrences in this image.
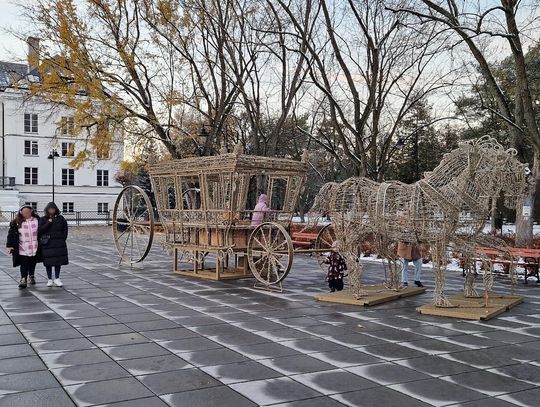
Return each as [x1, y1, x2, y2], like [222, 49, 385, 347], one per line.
[324, 241, 347, 292]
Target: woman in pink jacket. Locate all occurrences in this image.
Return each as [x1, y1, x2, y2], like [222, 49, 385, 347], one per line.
[251, 194, 269, 225]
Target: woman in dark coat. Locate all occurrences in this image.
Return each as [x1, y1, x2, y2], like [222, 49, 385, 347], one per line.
[38, 202, 69, 287]
[6, 205, 42, 288]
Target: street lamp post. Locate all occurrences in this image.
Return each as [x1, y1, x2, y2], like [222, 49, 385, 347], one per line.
[47, 149, 60, 202]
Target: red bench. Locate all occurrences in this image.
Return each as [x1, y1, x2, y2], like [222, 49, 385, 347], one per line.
[464, 247, 540, 284]
[291, 232, 319, 249]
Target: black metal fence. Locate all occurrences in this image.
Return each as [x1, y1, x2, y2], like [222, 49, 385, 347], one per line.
[0, 210, 112, 225]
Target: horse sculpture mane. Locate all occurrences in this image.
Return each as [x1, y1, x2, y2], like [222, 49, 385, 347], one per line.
[312, 136, 527, 307]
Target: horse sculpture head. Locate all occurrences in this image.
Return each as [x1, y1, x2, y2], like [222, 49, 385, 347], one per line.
[462, 136, 528, 209]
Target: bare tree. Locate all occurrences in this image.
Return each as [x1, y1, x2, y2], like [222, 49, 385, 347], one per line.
[392, 0, 540, 246]
[272, 0, 455, 180]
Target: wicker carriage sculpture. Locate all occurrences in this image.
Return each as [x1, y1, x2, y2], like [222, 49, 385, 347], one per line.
[112, 147, 336, 291]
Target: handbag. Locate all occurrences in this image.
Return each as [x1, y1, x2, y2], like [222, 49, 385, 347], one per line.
[40, 235, 50, 246]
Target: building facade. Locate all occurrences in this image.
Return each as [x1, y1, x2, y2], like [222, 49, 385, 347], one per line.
[0, 55, 123, 213]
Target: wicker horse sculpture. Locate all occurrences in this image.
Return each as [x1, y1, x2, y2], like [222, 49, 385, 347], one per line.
[313, 137, 528, 307]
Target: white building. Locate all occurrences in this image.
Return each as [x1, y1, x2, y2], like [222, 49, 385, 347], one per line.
[0, 41, 123, 214]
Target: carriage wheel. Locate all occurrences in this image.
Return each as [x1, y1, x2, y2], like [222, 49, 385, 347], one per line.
[112, 185, 154, 264]
[247, 222, 293, 286]
[315, 224, 336, 272]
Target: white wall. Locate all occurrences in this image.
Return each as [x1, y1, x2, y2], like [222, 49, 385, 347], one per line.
[0, 89, 123, 212]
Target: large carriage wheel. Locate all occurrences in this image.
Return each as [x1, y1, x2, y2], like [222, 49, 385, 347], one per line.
[113, 185, 154, 265]
[247, 222, 293, 286]
[315, 224, 336, 271]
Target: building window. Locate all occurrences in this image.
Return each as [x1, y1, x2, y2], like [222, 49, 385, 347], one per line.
[25, 202, 37, 210]
[97, 146, 111, 160]
[97, 202, 109, 213]
[24, 167, 38, 184]
[24, 113, 38, 133]
[62, 168, 75, 186]
[61, 116, 75, 135]
[24, 140, 38, 156]
[62, 202, 74, 213]
[61, 142, 75, 157]
[97, 169, 109, 186]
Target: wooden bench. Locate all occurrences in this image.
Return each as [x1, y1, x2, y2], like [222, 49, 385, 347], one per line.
[291, 232, 319, 249]
[463, 246, 540, 284]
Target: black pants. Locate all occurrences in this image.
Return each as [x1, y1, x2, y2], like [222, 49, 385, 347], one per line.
[19, 256, 37, 279]
[328, 278, 344, 292]
[45, 265, 61, 279]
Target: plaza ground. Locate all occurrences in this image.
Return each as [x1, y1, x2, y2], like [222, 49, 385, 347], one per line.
[0, 226, 540, 406]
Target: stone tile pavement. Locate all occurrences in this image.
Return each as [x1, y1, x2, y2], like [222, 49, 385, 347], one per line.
[0, 226, 539, 406]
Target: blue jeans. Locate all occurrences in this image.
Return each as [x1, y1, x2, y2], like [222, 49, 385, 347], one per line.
[46, 265, 61, 279]
[401, 259, 422, 282]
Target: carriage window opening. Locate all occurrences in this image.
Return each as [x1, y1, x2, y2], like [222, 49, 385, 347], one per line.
[180, 176, 201, 210]
[268, 178, 288, 211]
[247, 175, 267, 212]
[166, 178, 176, 209]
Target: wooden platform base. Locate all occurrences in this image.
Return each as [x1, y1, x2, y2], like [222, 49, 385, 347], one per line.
[315, 285, 426, 306]
[416, 293, 524, 321]
[174, 268, 253, 281]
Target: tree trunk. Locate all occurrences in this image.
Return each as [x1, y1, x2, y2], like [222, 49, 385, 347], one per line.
[515, 154, 539, 247]
[490, 198, 497, 234]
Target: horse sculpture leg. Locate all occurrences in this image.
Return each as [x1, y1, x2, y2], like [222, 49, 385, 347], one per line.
[345, 250, 367, 299]
[433, 240, 454, 308]
[463, 256, 481, 298]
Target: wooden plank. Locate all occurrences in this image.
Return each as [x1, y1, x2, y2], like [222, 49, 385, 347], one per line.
[315, 285, 426, 307]
[416, 293, 524, 321]
[174, 268, 253, 281]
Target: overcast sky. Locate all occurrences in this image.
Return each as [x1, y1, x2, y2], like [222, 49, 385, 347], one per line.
[0, 0, 28, 62]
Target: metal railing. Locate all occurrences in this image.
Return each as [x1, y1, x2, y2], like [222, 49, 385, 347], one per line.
[0, 210, 112, 225]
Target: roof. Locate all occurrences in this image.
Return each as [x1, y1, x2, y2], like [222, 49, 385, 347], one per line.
[150, 153, 308, 177]
[0, 61, 39, 90]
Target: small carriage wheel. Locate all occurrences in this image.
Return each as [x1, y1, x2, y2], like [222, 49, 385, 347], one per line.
[247, 222, 293, 285]
[315, 224, 336, 272]
[112, 185, 155, 264]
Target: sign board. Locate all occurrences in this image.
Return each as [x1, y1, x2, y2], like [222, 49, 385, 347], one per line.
[522, 205, 531, 217]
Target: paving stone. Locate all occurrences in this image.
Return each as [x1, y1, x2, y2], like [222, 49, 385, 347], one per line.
[498, 387, 540, 406]
[179, 348, 251, 367]
[259, 354, 335, 375]
[269, 397, 346, 407]
[64, 377, 153, 406]
[0, 356, 47, 375]
[78, 324, 134, 337]
[39, 349, 113, 368]
[230, 377, 322, 405]
[89, 332, 150, 347]
[201, 360, 282, 384]
[347, 362, 430, 385]
[490, 363, 540, 385]
[50, 361, 131, 385]
[94, 397, 169, 407]
[395, 355, 478, 377]
[163, 385, 257, 407]
[102, 343, 171, 361]
[389, 378, 488, 407]
[291, 369, 378, 395]
[331, 386, 432, 407]
[162, 337, 223, 352]
[139, 368, 220, 395]
[0, 333, 26, 346]
[0, 370, 60, 395]
[118, 354, 192, 375]
[33, 337, 96, 354]
[0, 344, 35, 359]
[140, 327, 199, 341]
[23, 328, 83, 342]
[0, 388, 75, 407]
[441, 370, 534, 396]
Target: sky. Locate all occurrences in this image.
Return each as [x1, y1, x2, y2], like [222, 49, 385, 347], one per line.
[0, 0, 28, 62]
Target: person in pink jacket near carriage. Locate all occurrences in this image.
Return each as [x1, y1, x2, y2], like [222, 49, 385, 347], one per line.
[251, 194, 269, 225]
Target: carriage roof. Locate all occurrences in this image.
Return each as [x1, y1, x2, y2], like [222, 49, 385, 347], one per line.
[149, 153, 308, 177]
